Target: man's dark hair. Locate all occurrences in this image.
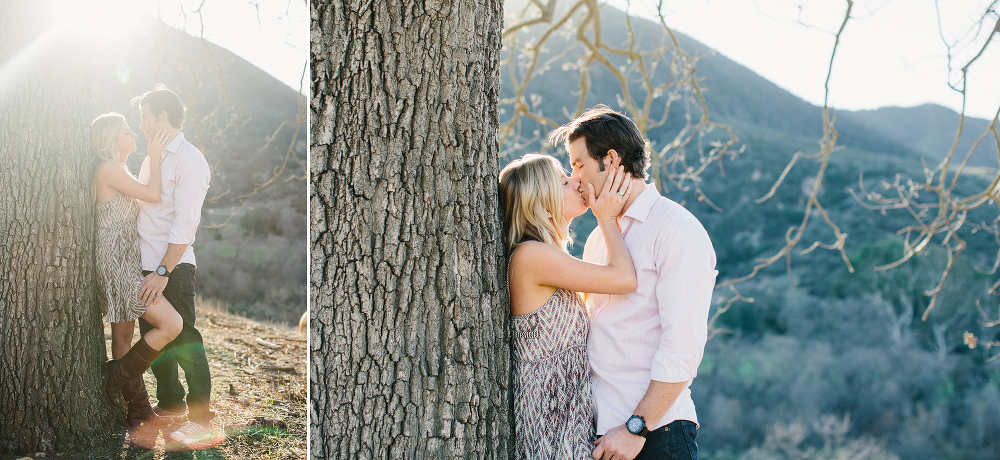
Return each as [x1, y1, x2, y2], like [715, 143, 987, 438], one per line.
[548, 105, 650, 180]
[130, 84, 186, 129]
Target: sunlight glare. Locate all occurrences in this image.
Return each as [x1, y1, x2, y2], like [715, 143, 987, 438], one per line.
[0, 26, 62, 95]
[1, 0, 151, 94]
[47, 0, 151, 44]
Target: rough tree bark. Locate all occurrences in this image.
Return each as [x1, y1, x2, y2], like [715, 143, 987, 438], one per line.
[309, 0, 509, 458]
[0, 1, 116, 454]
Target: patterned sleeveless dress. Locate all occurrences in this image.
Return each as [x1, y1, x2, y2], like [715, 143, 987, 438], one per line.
[511, 288, 595, 459]
[96, 192, 146, 323]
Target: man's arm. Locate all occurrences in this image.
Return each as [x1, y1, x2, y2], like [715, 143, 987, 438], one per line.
[138, 243, 188, 305]
[632, 380, 687, 424]
[592, 380, 687, 459]
[138, 147, 211, 305]
[593, 218, 718, 460]
[168, 148, 211, 250]
[158, 243, 188, 273]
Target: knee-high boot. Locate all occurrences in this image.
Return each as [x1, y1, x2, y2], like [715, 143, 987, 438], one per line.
[121, 376, 169, 427]
[102, 336, 163, 409]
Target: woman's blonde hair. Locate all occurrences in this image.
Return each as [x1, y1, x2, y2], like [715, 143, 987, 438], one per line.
[91, 112, 126, 164]
[90, 112, 128, 201]
[499, 153, 572, 255]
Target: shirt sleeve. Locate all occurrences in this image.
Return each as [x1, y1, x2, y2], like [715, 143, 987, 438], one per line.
[168, 150, 211, 245]
[650, 218, 718, 383]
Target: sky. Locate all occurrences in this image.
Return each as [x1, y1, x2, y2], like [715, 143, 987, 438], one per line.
[60, 0, 309, 93]
[192, 0, 996, 120]
[152, 0, 308, 93]
[41, 0, 995, 118]
[604, 0, 1000, 120]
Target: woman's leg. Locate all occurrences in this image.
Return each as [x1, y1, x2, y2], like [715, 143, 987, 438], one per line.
[110, 321, 136, 359]
[117, 299, 182, 428]
[103, 296, 182, 409]
[139, 295, 182, 351]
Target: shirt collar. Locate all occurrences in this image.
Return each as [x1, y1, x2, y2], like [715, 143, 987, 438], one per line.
[621, 183, 658, 223]
[162, 132, 185, 157]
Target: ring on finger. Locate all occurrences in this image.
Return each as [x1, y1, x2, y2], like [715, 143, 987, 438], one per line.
[618, 189, 626, 196]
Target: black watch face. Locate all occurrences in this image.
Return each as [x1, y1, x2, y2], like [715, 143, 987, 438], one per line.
[627, 416, 643, 434]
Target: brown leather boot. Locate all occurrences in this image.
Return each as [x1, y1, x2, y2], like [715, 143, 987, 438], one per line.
[102, 336, 163, 409]
[101, 360, 121, 407]
[122, 376, 169, 428]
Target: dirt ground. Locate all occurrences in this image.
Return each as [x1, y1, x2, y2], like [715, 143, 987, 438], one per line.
[100, 299, 307, 459]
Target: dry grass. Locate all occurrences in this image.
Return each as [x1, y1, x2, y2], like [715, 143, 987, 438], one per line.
[94, 297, 308, 459]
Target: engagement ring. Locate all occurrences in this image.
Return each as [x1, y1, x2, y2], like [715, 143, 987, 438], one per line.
[618, 189, 626, 196]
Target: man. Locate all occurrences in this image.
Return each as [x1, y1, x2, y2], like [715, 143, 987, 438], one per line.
[549, 105, 718, 460]
[133, 85, 220, 448]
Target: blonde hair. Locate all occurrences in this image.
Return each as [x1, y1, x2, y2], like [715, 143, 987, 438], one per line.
[499, 153, 572, 256]
[91, 112, 126, 164]
[90, 112, 128, 201]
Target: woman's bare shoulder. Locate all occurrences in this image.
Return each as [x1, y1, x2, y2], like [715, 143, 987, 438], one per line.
[94, 160, 126, 177]
[510, 240, 554, 260]
[509, 240, 571, 273]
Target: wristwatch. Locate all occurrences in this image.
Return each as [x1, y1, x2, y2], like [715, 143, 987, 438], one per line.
[156, 265, 171, 277]
[626, 415, 649, 437]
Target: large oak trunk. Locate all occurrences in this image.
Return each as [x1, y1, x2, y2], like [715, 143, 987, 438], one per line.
[0, 1, 116, 454]
[309, 0, 509, 458]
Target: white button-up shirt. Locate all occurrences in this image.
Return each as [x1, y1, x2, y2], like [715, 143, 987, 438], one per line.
[583, 184, 717, 435]
[136, 132, 211, 271]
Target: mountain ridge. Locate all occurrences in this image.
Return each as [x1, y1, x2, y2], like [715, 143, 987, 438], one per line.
[502, 2, 996, 169]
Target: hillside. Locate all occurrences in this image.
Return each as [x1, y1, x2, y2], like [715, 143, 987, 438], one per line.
[840, 104, 996, 167]
[90, 18, 307, 325]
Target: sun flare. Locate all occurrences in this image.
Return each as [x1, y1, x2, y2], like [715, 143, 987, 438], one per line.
[47, 0, 152, 44]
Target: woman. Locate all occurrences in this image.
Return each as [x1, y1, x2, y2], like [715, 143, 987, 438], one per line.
[91, 112, 182, 429]
[499, 154, 636, 459]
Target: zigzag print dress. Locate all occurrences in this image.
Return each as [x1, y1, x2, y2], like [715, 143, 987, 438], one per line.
[512, 288, 595, 459]
[96, 192, 146, 323]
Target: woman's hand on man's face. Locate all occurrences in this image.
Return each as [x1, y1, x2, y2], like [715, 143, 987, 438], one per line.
[147, 129, 169, 158]
[589, 165, 631, 221]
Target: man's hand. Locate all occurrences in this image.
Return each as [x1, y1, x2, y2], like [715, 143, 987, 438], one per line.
[139, 273, 169, 306]
[592, 424, 645, 460]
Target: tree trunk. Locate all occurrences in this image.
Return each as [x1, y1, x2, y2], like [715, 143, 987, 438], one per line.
[0, 2, 115, 453]
[309, 0, 509, 458]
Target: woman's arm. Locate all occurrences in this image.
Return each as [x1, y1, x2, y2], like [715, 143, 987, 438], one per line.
[584, 165, 636, 293]
[97, 130, 167, 203]
[512, 166, 637, 295]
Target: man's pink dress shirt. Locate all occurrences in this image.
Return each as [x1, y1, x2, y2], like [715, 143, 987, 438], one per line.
[583, 184, 717, 435]
[137, 132, 211, 271]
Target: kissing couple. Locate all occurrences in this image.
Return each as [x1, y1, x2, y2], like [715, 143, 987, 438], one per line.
[90, 85, 222, 450]
[501, 106, 718, 460]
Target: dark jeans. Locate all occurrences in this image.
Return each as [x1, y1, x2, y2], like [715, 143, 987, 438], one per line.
[139, 263, 213, 424]
[634, 420, 698, 460]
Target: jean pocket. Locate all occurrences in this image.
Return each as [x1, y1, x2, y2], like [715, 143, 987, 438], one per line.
[680, 421, 698, 459]
[167, 265, 197, 295]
